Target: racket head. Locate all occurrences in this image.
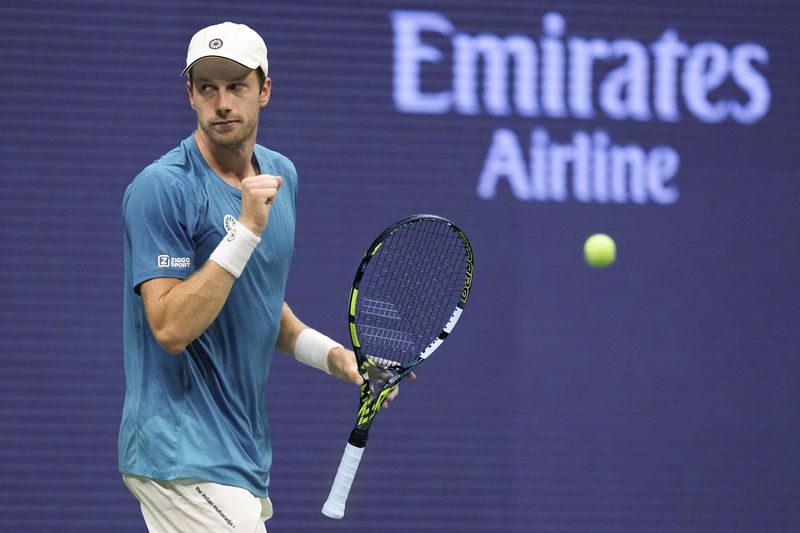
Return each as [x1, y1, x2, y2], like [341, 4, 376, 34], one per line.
[347, 214, 473, 374]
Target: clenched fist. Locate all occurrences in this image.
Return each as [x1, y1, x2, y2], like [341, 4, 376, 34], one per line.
[238, 174, 282, 236]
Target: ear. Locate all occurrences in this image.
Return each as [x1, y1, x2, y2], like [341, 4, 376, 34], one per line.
[186, 80, 196, 110]
[260, 78, 272, 108]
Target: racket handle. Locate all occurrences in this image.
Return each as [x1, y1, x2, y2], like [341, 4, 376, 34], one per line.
[321, 442, 365, 519]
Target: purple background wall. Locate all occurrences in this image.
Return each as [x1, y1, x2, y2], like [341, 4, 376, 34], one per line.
[1, 1, 798, 531]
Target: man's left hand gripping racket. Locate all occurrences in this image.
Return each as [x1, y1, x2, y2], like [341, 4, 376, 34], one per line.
[321, 214, 474, 519]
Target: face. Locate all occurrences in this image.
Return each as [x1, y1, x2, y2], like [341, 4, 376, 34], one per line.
[187, 57, 271, 150]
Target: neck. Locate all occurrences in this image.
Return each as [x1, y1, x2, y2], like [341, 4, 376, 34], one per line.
[194, 129, 257, 186]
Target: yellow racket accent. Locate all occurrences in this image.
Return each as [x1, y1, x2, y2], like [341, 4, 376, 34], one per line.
[349, 323, 360, 348]
[349, 288, 358, 317]
[356, 384, 398, 426]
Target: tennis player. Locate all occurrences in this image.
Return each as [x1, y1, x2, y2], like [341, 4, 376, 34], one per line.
[118, 22, 399, 532]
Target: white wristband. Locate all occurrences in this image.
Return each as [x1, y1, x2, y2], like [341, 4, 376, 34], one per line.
[294, 328, 342, 374]
[209, 222, 261, 278]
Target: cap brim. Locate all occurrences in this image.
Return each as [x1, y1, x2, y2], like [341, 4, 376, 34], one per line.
[181, 53, 260, 77]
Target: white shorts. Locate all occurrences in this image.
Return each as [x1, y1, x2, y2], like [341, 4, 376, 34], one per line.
[123, 475, 273, 533]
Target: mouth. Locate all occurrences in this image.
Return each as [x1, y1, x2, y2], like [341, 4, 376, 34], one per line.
[211, 120, 239, 130]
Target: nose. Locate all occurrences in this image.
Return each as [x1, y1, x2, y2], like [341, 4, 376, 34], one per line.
[215, 90, 232, 116]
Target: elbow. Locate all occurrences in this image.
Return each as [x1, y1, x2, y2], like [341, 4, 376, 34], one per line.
[161, 342, 187, 356]
[151, 326, 190, 356]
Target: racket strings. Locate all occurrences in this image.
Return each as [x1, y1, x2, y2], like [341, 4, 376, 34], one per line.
[356, 219, 467, 368]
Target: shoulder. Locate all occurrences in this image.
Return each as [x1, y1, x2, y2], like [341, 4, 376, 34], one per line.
[124, 143, 203, 206]
[254, 145, 298, 189]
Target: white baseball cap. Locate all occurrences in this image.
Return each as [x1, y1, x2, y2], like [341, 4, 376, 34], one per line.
[182, 22, 268, 78]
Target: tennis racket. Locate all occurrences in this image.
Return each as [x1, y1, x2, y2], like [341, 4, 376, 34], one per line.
[321, 214, 474, 519]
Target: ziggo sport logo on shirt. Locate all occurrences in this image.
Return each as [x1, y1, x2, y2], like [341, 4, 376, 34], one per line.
[157, 255, 191, 269]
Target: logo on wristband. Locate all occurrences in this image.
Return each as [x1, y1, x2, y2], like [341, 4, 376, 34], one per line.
[223, 214, 237, 234]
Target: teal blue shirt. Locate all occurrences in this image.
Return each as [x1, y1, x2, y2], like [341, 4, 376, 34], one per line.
[119, 134, 297, 497]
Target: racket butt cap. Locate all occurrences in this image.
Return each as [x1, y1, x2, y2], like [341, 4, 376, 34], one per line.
[321, 502, 345, 519]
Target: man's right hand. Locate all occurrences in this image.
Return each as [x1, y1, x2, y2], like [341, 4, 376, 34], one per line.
[238, 174, 282, 235]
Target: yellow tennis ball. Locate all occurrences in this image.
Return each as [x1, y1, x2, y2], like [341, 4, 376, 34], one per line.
[584, 233, 616, 268]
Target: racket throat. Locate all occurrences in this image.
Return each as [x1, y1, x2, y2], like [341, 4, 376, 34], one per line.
[347, 428, 369, 448]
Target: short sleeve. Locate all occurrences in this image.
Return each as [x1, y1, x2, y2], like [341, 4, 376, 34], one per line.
[123, 169, 202, 292]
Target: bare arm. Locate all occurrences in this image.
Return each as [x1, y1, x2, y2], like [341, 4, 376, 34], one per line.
[275, 303, 414, 409]
[275, 301, 309, 355]
[140, 262, 235, 354]
[277, 302, 363, 385]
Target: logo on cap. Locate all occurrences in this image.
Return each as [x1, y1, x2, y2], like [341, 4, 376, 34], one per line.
[209, 38, 223, 49]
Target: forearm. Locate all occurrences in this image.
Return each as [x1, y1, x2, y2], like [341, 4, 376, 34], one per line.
[142, 262, 235, 354]
[276, 302, 308, 356]
[277, 302, 363, 385]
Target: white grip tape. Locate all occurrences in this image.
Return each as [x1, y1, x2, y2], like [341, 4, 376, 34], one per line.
[209, 222, 260, 278]
[294, 328, 341, 374]
[321, 443, 364, 519]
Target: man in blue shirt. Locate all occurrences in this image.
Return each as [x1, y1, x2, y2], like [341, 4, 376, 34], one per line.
[119, 22, 395, 532]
